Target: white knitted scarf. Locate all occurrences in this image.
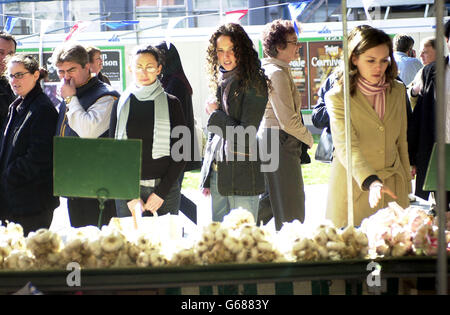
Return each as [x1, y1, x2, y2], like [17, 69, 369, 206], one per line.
[115, 80, 171, 159]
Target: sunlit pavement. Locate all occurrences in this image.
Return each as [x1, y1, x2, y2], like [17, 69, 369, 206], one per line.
[50, 183, 433, 236]
[49, 184, 329, 234]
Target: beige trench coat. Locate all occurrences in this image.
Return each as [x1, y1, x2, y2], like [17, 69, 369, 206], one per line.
[325, 80, 411, 228]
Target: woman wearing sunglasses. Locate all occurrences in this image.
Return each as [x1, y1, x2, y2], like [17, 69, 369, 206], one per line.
[0, 54, 59, 235]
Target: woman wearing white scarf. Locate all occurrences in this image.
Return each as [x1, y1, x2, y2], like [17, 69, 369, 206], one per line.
[110, 45, 187, 217]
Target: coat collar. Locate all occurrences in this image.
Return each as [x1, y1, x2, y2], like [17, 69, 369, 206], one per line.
[76, 76, 100, 98]
[14, 83, 42, 116]
[261, 57, 290, 69]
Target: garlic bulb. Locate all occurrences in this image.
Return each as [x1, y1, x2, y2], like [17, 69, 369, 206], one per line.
[360, 203, 434, 257]
[222, 208, 256, 230]
[26, 229, 63, 269]
[60, 226, 101, 268]
[194, 211, 285, 265]
[3, 249, 35, 270]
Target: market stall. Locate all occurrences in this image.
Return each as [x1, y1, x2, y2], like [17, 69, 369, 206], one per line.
[1, 1, 448, 296]
[0, 257, 447, 294]
[0, 201, 448, 295]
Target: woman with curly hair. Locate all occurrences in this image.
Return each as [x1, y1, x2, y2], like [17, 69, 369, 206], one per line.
[199, 23, 269, 222]
[258, 19, 314, 231]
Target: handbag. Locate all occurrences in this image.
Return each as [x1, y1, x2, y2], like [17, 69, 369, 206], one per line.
[314, 128, 333, 163]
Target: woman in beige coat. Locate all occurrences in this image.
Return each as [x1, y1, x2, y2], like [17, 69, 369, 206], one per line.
[258, 20, 314, 231]
[326, 26, 411, 228]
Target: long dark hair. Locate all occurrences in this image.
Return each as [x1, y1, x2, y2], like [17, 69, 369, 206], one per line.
[206, 23, 270, 97]
[156, 41, 193, 95]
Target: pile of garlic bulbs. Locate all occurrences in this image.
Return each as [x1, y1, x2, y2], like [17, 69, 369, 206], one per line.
[0, 221, 32, 270]
[59, 226, 101, 268]
[128, 233, 168, 268]
[0, 204, 448, 271]
[413, 222, 450, 256]
[194, 208, 287, 265]
[26, 229, 63, 269]
[360, 202, 444, 257]
[278, 220, 369, 262]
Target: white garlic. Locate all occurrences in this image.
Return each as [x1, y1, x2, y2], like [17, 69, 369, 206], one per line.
[136, 252, 150, 267]
[313, 229, 328, 246]
[214, 228, 228, 242]
[326, 241, 345, 251]
[222, 208, 256, 230]
[4, 249, 35, 270]
[223, 237, 242, 254]
[100, 230, 124, 253]
[240, 234, 255, 248]
[325, 227, 341, 242]
[256, 241, 272, 252]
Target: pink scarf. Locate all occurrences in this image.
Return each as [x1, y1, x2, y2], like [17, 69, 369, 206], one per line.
[357, 76, 389, 120]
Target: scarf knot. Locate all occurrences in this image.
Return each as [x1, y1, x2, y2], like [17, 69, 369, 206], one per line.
[357, 76, 389, 120]
[218, 67, 238, 115]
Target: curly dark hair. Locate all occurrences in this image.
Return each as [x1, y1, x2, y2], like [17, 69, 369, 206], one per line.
[335, 25, 398, 96]
[262, 19, 296, 58]
[206, 23, 270, 97]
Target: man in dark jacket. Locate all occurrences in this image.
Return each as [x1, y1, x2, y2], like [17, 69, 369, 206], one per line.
[409, 20, 450, 202]
[54, 43, 120, 227]
[0, 32, 16, 130]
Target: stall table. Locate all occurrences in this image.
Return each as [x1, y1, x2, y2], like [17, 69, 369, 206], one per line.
[0, 256, 448, 294]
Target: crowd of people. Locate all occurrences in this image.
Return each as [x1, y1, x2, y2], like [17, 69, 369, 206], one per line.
[0, 19, 449, 236]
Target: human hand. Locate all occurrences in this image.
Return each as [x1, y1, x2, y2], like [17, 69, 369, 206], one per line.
[59, 78, 76, 99]
[144, 193, 164, 214]
[201, 188, 211, 197]
[369, 181, 397, 208]
[127, 198, 145, 213]
[411, 79, 423, 97]
[205, 99, 219, 115]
